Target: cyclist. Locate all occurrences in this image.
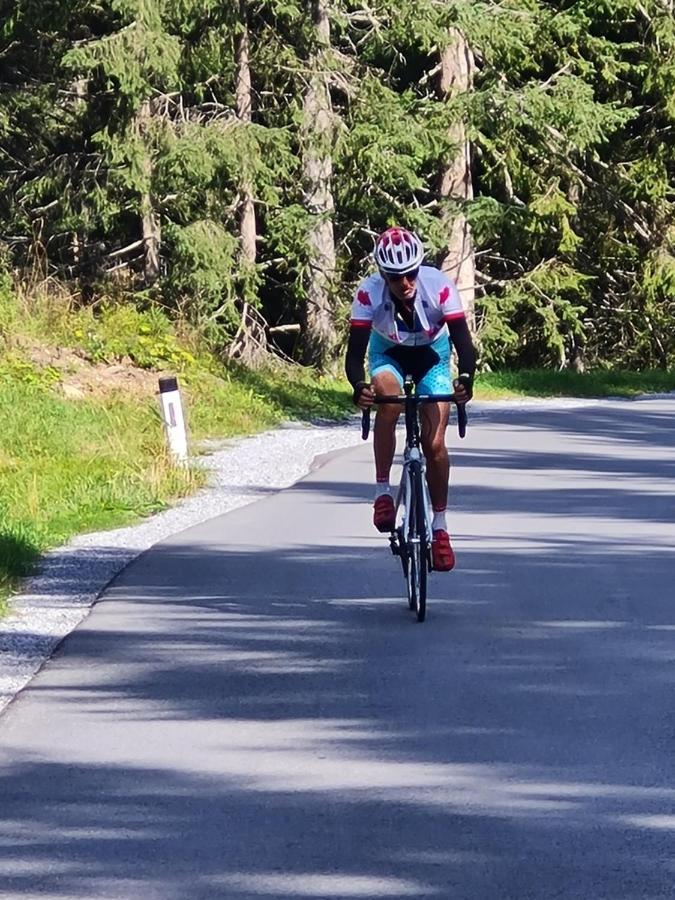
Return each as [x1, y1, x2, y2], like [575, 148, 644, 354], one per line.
[345, 226, 476, 571]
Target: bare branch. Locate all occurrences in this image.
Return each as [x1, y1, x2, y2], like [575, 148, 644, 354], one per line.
[107, 239, 144, 259]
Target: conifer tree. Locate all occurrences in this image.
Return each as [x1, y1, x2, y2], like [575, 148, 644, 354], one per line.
[1, 0, 674, 369]
[64, 0, 181, 283]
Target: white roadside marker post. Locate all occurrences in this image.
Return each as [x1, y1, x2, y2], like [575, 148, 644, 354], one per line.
[158, 375, 188, 465]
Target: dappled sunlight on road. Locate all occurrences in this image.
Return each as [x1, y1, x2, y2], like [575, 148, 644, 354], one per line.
[211, 871, 440, 896]
[1, 398, 675, 897]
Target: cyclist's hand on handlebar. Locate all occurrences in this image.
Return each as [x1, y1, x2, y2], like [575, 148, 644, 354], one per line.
[353, 381, 375, 410]
[453, 374, 473, 404]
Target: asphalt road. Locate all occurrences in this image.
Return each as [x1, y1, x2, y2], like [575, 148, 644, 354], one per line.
[1, 398, 675, 900]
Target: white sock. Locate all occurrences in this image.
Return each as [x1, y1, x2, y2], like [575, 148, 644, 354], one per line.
[432, 509, 447, 532]
[375, 481, 391, 500]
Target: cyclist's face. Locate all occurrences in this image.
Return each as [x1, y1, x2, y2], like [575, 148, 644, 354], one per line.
[385, 268, 419, 302]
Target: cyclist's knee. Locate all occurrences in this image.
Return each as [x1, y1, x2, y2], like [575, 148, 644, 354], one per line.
[372, 372, 402, 422]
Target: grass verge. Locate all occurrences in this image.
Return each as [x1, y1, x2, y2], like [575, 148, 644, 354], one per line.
[475, 369, 675, 399]
[0, 381, 200, 615]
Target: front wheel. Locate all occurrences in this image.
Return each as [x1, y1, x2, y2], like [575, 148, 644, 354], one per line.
[406, 461, 428, 622]
[396, 526, 415, 610]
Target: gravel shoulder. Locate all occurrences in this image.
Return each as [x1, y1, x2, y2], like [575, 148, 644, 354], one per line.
[0, 396, 611, 715]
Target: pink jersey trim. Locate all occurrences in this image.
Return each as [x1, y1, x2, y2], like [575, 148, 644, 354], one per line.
[350, 319, 372, 329]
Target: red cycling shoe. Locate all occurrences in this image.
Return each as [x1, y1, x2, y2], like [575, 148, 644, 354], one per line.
[373, 494, 396, 532]
[431, 530, 455, 571]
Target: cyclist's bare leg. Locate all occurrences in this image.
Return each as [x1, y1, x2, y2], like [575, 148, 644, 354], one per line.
[420, 402, 450, 511]
[372, 371, 403, 484]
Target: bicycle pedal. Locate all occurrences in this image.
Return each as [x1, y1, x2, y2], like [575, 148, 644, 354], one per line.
[389, 535, 400, 557]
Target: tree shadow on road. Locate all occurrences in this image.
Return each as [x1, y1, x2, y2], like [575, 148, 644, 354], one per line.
[1, 398, 674, 898]
[2, 530, 675, 899]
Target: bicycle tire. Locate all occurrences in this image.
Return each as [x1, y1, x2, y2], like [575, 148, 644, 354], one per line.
[401, 470, 416, 612]
[400, 526, 415, 611]
[395, 525, 412, 590]
[407, 460, 428, 622]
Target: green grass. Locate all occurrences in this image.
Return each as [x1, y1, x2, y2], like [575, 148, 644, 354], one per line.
[184, 362, 351, 439]
[475, 368, 675, 400]
[0, 381, 202, 612]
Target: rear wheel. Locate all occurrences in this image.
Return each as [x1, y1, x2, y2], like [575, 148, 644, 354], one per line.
[406, 461, 428, 622]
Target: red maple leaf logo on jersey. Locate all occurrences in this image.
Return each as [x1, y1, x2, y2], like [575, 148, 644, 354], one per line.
[357, 290, 371, 306]
[439, 286, 450, 305]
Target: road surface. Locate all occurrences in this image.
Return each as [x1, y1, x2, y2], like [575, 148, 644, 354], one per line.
[1, 398, 675, 899]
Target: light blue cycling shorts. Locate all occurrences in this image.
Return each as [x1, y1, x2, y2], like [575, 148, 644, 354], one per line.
[368, 331, 452, 395]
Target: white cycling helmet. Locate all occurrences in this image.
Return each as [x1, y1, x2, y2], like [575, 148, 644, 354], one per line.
[374, 227, 424, 275]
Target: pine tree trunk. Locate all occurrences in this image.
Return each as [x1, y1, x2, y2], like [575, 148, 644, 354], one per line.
[235, 0, 256, 266]
[301, 0, 337, 372]
[137, 100, 161, 285]
[71, 77, 88, 272]
[438, 30, 476, 334]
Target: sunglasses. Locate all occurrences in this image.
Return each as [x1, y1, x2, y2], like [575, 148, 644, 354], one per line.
[386, 267, 419, 283]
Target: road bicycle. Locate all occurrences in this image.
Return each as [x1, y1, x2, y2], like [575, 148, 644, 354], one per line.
[361, 376, 467, 622]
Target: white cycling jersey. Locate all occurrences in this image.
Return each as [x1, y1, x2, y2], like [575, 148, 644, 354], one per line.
[349, 266, 465, 347]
